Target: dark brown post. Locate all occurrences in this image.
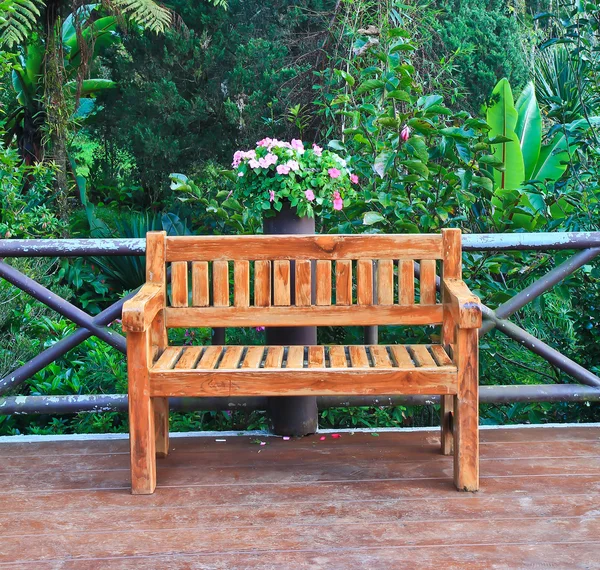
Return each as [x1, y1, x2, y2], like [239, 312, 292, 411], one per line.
[263, 201, 318, 436]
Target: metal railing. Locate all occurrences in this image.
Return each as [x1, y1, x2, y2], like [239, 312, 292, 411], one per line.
[0, 231, 599, 416]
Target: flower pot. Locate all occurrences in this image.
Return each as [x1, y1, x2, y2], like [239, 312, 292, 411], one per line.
[263, 201, 318, 437]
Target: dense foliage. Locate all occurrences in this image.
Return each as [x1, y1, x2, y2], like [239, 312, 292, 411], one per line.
[0, 0, 598, 435]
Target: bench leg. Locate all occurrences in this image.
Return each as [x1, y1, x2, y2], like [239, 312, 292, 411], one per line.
[128, 331, 157, 495]
[440, 395, 454, 455]
[154, 397, 169, 458]
[453, 329, 479, 492]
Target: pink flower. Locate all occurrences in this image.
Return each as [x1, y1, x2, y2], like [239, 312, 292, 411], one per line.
[248, 159, 260, 169]
[319, 436, 326, 441]
[291, 139, 304, 153]
[400, 125, 411, 142]
[255, 326, 265, 332]
[269, 190, 275, 202]
[257, 137, 273, 147]
[305, 189, 315, 201]
[350, 173, 359, 184]
[328, 168, 341, 179]
[232, 150, 243, 167]
[332, 191, 343, 210]
[287, 160, 300, 171]
[258, 153, 278, 169]
[276, 164, 291, 175]
[331, 433, 341, 439]
[312, 144, 323, 156]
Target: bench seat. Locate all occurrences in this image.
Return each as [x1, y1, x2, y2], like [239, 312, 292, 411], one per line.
[149, 345, 458, 397]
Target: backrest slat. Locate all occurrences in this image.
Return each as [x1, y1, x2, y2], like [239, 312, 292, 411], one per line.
[212, 260, 229, 307]
[234, 261, 250, 308]
[316, 260, 332, 306]
[254, 260, 271, 307]
[295, 260, 312, 306]
[399, 259, 415, 305]
[335, 260, 352, 306]
[419, 260, 437, 305]
[191, 261, 209, 307]
[273, 260, 291, 306]
[170, 261, 188, 307]
[357, 259, 374, 305]
[377, 260, 394, 305]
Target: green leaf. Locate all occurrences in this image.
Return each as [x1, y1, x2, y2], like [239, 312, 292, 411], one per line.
[515, 82, 542, 180]
[373, 150, 394, 178]
[533, 134, 570, 181]
[65, 79, 117, 96]
[417, 94, 443, 110]
[386, 89, 410, 101]
[455, 141, 472, 164]
[363, 212, 386, 225]
[486, 78, 525, 191]
[377, 117, 399, 128]
[407, 118, 436, 134]
[401, 160, 429, 177]
[337, 70, 355, 86]
[405, 136, 429, 162]
[355, 79, 385, 96]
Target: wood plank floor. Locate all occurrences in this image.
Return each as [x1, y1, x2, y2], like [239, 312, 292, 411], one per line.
[1, 425, 599, 569]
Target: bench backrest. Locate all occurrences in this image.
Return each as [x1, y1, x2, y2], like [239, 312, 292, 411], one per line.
[146, 229, 462, 329]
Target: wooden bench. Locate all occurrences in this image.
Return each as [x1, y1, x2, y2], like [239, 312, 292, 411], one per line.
[122, 229, 482, 494]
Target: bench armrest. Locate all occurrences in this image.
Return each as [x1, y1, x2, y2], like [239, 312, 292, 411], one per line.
[443, 278, 482, 329]
[122, 283, 165, 333]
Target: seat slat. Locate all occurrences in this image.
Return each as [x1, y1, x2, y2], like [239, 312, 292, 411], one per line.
[191, 262, 209, 307]
[295, 260, 312, 306]
[389, 345, 415, 368]
[357, 260, 374, 305]
[411, 345, 438, 367]
[377, 260, 394, 305]
[335, 260, 352, 305]
[420, 259, 437, 305]
[308, 346, 324, 368]
[174, 346, 204, 370]
[273, 261, 291, 306]
[369, 345, 393, 368]
[430, 344, 454, 366]
[316, 260, 332, 306]
[171, 262, 188, 307]
[286, 346, 305, 369]
[254, 260, 271, 307]
[196, 346, 223, 369]
[212, 261, 229, 307]
[219, 346, 244, 369]
[264, 346, 284, 369]
[242, 346, 264, 369]
[154, 347, 182, 370]
[399, 259, 415, 305]
[349, 345, 369, 368]
[233, 261, 250, 308]
[329, 346, 348, 368]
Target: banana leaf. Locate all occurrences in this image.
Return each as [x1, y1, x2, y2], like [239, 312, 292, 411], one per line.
[515, 82, 542, 180]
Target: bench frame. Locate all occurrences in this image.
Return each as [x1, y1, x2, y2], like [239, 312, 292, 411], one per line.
[123, 230, 482, 494]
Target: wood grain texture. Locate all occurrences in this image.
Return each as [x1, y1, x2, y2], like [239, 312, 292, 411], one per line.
[308, 346, 325, 368]
[419, 259, 437, 305]
[212, 261, 230, 307]
[153, 347, 182, 370]
[316, 260, 332, 306]
[357, 260, 374, 305]
[254, 260, 271, 307]
[264, 346, 284, 369]
[165, 305, 443, 328]
[196, 346, 222, 369]
[145, 231, 167, 284]
[349, 345, 369, 367]
[191, 262, 209, 307]
[444, 278, 482, 329]
[389, 345, 414, 368]
[430, 344, 453, 366]
[218, 346, 244, 369]
[233, 261, 250, 308]
[410, 345, 437, 367]
[295, 260, 312, 307]
[454, 328, 479, 491]
[166, 234, 443, 261]
[127, 330, 156, 494]
[242, 346, 264, 369]
[286, 346, 305, 368]
[377, 259, 394, 305]
[174, 347, 203, 370]
[329, 346, 348, 368]
[122, 283, 165, 332]
[273, 260, 291, 306]
[369, 345, 392, 368]
[335, 260, 352, 305]
[399, 259, 415, 305]
[170, 262, 188, 307]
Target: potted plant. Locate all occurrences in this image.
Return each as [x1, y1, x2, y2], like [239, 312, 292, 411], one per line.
[232, 138, 358, 436]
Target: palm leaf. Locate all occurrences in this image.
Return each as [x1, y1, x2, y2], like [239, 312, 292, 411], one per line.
[0, 0, 44, 48]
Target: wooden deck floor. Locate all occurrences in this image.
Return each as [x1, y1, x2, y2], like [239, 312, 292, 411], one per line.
[1, 425, 599, 569]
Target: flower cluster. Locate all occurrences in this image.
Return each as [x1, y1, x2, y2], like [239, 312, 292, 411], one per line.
[232, 138, 358, 218]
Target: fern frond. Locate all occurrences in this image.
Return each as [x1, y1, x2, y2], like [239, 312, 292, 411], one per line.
[0, 0, 43, 48]
[109, 0, 172, 33]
